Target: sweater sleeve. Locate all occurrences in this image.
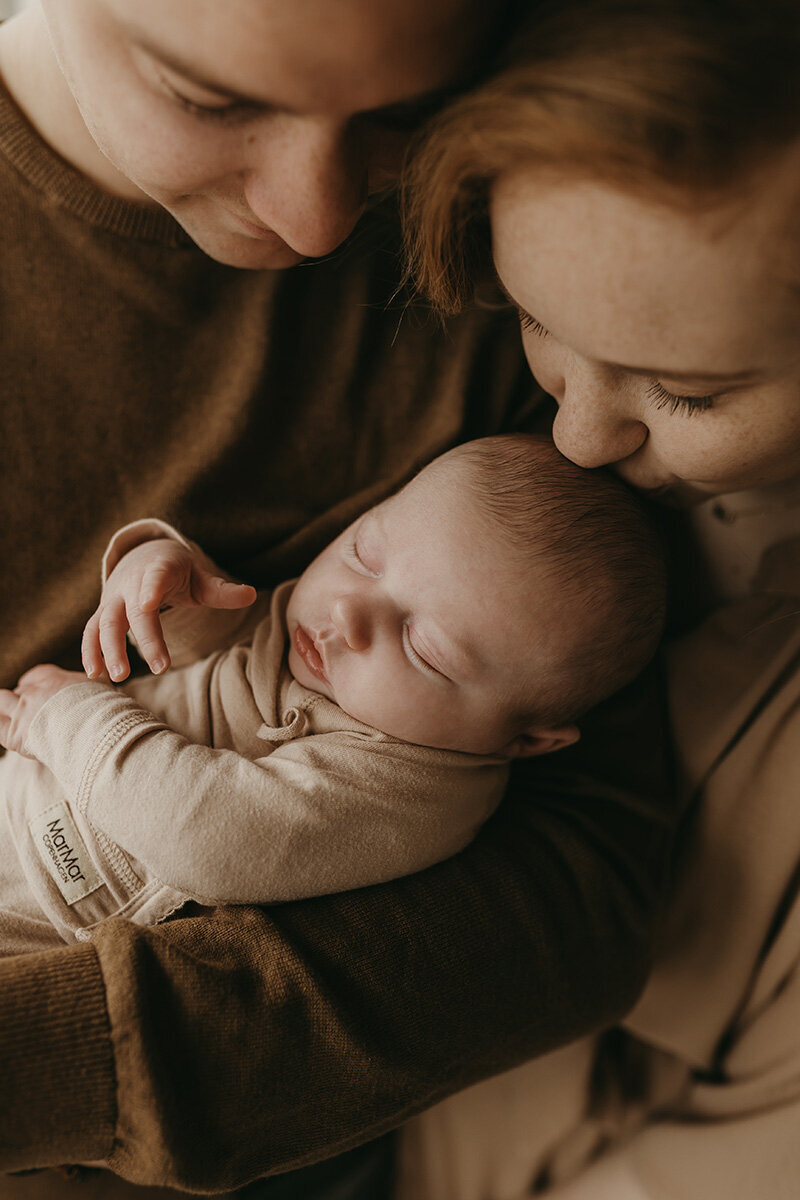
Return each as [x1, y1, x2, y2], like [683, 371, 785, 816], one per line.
[0, 661, 676, 1189]
[25, 683, 507, 903]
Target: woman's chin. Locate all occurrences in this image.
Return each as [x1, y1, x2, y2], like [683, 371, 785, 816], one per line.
[612, 467, 709, 507]
[651, 483, 714, 508]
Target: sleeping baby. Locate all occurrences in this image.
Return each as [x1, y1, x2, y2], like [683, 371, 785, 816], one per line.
[0, 435, 665, 953]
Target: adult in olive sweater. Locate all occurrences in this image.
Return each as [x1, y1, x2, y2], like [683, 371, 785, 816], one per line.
[0, 1, 674, 1194]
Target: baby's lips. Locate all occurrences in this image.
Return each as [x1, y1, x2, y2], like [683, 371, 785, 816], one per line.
[293, 625, 329, 683]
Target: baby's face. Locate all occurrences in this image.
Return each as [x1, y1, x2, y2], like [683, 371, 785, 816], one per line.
[286, 458, 566, 755]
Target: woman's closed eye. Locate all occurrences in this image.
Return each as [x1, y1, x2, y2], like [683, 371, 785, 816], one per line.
[517, 309, 550, 338]
[646, 381, 715, 416]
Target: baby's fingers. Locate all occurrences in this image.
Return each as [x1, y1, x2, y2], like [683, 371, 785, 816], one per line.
[82, 609, 107, 680]
[94, 596, 132, 682]
[0, 689, 19, 750]
[194, 571, 257, 611]
[126, 606, 170, 676]
[138, 559, 188, 612]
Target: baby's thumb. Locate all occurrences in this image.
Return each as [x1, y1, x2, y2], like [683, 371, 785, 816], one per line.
[196, 571, 257, 610]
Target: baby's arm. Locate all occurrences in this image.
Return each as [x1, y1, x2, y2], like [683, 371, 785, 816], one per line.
[0, 528, 258, 756]
[20, 683, 506, 903]
[82, 526, 256, 682]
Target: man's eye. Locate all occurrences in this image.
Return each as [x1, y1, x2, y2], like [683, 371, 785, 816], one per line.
[176, 95, 234, 117]
[646, 381, 715, 416]
[160, 77, 250, 122]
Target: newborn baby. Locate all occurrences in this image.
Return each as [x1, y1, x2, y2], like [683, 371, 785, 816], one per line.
[0, 436, 664, 954]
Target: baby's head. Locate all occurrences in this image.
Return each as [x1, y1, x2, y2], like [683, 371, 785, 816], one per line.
[286, 435, 665, 756]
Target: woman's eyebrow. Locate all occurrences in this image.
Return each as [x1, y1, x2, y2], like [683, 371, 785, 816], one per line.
[495, 281, 763, 385]
[494, 280, 768, 384]
[621, 364, 762, 385]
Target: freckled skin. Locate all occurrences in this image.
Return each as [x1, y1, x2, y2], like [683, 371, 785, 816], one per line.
[0, 0, 490, 267]
[491, 156, 800, 497]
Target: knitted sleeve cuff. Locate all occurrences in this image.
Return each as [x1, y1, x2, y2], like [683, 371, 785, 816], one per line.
[0, 941, 117, 1171]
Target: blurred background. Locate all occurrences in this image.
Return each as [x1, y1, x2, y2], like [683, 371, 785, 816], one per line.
[0, 1, 28, 16]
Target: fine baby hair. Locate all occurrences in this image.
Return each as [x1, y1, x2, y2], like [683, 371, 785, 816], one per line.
[445, 434, 666, 723]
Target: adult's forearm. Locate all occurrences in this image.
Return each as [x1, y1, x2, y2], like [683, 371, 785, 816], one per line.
[0, 665, 675, 1192]
[0, 943, 115, 1172]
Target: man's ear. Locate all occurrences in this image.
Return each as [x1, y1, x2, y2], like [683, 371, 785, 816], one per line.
[500, 725, 580, 759]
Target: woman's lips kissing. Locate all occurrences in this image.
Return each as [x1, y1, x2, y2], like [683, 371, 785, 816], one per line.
[293, 625, 328, 683]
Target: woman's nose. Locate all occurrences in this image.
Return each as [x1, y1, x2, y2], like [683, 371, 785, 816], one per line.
[330, 593, 373, 652]
[552, 368, 648, 469]
[245, 118, 367, 259]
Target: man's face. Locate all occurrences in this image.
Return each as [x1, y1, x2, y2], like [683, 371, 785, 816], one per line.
[41, 0, 489, 267]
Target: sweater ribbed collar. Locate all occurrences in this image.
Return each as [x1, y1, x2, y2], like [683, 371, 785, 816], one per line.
[0, 70, 192, 246]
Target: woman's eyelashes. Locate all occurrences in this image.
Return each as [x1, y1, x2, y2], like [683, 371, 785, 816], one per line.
[512, 303, 716, 417]
[517, 309, 550, 338]
[646, 381, 715, 416]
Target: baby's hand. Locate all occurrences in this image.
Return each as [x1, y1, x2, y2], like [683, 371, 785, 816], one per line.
[0, 664, 85, 757]
[82, 539, 256, 682]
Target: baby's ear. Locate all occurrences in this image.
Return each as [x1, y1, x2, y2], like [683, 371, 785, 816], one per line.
[501, 725, 580, 759]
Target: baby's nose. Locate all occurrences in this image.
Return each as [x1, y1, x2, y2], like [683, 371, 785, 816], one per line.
[330, 594, 372, 651]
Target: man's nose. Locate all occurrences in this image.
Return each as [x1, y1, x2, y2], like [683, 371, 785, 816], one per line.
[552, 363, 648, 470]
[244, 117, 367, 259]
[329, 593, 373, 652]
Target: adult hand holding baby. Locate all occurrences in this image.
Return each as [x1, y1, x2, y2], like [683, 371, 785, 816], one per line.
[81, 538, 256, 684]
[0, 663, 83, 757]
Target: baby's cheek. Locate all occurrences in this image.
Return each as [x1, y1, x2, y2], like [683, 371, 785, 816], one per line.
[332, 667, 392, 729]
[359, 685, 440, 743]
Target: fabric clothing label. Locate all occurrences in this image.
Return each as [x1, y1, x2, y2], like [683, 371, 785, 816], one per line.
[28, 803, 103, 905]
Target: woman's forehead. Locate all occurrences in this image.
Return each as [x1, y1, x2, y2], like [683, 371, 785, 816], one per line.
[491, 169, 799, 380]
